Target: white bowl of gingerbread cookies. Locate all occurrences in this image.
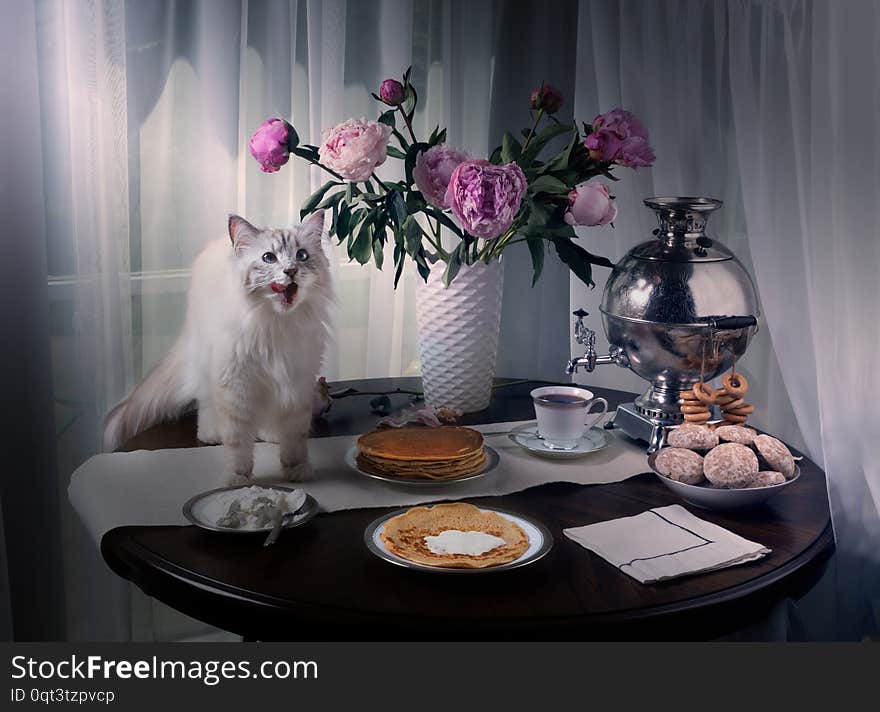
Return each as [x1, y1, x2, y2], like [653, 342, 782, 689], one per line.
[647, 424, 800, 510]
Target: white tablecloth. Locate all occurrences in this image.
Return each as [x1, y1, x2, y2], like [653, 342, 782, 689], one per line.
[68, 420, 650, 546]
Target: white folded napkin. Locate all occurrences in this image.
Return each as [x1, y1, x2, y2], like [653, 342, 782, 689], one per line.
[563, 504, 770, 584]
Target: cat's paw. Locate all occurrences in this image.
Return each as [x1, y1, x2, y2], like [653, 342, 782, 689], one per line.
[197, 429, 222, 445]
[281, 461, 311, 482]
[225, 472, 253, 487]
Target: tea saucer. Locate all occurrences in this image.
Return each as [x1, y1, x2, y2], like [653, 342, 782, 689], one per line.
[508, 422, 609, 459]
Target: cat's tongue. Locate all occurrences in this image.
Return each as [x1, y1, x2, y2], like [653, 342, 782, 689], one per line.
[270, 281, 297, 306]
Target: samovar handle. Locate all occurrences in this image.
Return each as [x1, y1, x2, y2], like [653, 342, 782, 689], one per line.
[707, 315, 758, 331]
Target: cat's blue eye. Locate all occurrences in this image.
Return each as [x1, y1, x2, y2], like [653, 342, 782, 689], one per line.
[296, 248, 309, 262]
[262, 252, 277, 264]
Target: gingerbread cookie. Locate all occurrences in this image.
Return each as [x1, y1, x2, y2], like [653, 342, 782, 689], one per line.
[667, 423, 718, 451]
[654, 448, 705, 485]
[753, 434, 796, 479]
[714, 424, 757, 445]
[703, 442, 758, 488]
[749, 471, 786, 488]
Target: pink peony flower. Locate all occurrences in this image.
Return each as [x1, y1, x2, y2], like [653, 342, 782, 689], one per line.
[444, 160, 527, 239]
[529, 84, 564, 114]
[413, 144, 470, 208]
[585, 108, 655, 167]
[379, 79, 405, 106]
[564, 182, 617, 227]
[319, 118, 393, 182]
[249, 118, 292, 173]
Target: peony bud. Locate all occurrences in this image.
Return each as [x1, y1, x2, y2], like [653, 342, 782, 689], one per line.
[564, 182, 617, 227]
[529, 84, 564, 114]
[249, 118, 292, 173]
[379, 79, 405, 106]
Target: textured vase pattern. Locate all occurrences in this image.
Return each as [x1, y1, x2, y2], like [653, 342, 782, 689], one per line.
[416, 259, 504, 413]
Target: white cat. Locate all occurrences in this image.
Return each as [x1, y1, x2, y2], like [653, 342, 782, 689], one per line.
[103, 210, 333, 483]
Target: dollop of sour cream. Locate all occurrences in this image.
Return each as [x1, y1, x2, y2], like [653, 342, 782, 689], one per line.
[424, 529, 507, 556]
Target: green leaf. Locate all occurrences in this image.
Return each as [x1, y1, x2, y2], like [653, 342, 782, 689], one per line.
[392, 128, 410, 152]
[403, 216, 424, 257]
[300, 181, 341, 219]
[553, 238, 594, 287]
[529, 175, 570, 195]
[394, 255, 405, 288]
[541, 129, 580, 174]
[387, 190, 408, 228]
[333, 203, 348, 235]
[405, 191, 427, 213]
[488, 145, 503, 165]
[500, 131, 522, 165]
[315, 191, 345, 211]
[351, 211, 375, 264]
[422, 206, 463, 237]
[521, 123, 573, 165]
[415, 247, 431, 282]
[386, 146, 407, 160]
[372, 235, 384, 270]
[404, 83, 418, 121]
[404, 142, 429, 186]
[378, 110, 396, 128]
[442, 244, 463, 287]
[526, 238, 545, 286]
[291, 145, 319, 162]
[428, 126, 447, 147]
[393, 242, 405, 289]
[286, 125, 300, 150]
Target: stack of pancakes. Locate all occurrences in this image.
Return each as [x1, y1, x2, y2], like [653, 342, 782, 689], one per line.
[380, 503, 529, 568]
[356, 425, 486, 481]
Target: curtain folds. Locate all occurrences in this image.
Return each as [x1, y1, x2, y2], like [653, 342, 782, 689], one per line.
[573, 0, 880, 639]
[11, 0, 879, 639]
[31, 0, 572, 640]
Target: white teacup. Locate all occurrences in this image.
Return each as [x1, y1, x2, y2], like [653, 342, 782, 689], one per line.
[531, 386, 608, 451]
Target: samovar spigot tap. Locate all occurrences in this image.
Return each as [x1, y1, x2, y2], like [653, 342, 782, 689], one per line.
[566, 308, 629, 375]
[566, 309, 598, 374]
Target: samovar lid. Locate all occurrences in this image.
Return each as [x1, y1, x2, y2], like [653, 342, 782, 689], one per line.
[636, 197, 731, 263]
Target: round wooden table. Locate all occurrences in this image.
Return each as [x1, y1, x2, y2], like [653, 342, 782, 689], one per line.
[102, 378, 833, 640]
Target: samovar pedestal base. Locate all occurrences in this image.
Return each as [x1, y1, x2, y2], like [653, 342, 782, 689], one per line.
[612, 402, 681, 453]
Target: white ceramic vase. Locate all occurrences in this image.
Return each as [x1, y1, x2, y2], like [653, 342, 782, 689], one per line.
[415, 258, 504, 413]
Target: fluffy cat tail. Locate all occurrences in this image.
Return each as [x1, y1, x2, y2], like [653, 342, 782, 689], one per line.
[102, 341, 192, 452]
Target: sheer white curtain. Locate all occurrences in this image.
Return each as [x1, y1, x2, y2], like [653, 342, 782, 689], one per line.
[571, 0, 880, 639]
[25, 0, 566, 640]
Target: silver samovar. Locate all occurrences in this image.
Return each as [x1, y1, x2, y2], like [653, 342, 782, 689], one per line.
[566, 197, 759, 451]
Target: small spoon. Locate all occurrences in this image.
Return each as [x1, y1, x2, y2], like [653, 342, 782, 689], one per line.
[262, 498, 308, 547]
[263, 507, 290, 547]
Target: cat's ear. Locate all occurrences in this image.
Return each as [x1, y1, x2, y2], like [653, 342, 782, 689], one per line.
[228, 214, 259, 252]
[300, 210, 326, 241]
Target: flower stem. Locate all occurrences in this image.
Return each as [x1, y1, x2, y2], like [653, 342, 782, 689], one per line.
[521, 108, 545, 153]
[396, 105, 418, 144]
[370, 172, 391, 193]
[425, 215, 449, 260]
[311, 159, 346, 182]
